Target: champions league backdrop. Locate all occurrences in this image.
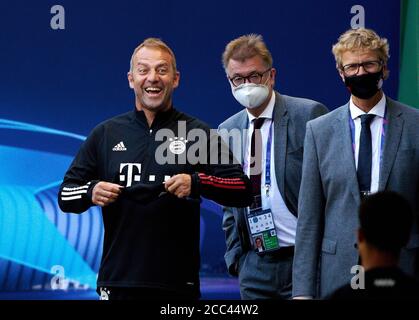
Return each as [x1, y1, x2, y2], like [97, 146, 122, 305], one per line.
[0, 0, 402, 299]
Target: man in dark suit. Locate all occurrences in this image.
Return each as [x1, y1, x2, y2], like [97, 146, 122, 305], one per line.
[219, 34, 328, 299]
[330, 191, 419, 300]
[293, 28, 419, 299]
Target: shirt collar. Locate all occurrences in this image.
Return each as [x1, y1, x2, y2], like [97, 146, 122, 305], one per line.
[134, 105, 176, 128]
[246, 92, 276, 123]
[349, 93, 386, 120]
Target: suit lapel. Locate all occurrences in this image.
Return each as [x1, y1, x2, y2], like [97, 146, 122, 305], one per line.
[226, 110, 248, 165]
[334, 105, 360, 202]
[379, 98, 404, 190]
[237, 111, 249, 165]
[273, 93, 288, 198]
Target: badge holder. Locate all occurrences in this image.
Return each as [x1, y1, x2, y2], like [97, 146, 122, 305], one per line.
[245, 195, 280, 255]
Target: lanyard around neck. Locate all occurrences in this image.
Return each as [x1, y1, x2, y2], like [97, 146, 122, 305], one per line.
[265, 121, 274, 188]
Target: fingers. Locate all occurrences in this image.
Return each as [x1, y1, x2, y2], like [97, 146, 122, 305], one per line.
[165, 177, 181, 194]
[92, 182, 123, 207]
[164, 174, 191, 198]
[164, 176, 176, 190]
[92, 175, 192, 206]
[101, 182, 123, 194]
[93, 193, 117, 207]
[97, 189, 119, 200]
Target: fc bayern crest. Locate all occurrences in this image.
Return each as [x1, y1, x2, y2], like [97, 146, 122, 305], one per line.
[169, 137, 188, 155]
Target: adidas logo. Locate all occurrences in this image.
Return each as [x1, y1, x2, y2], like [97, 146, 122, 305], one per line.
[112, 141, 127, 151]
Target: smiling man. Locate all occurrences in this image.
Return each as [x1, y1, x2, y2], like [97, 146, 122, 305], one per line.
[293, 28, 419, 299]
[128, 42, 179, 124]
[58, 38, 252, 300]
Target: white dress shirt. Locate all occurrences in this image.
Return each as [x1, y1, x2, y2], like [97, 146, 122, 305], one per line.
[349, 94, 386, 193]
[244, 93, 297, 246]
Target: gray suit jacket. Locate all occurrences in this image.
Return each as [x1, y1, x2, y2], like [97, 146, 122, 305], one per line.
[219, 91, 328, 276]
[293, 97, 419, 298]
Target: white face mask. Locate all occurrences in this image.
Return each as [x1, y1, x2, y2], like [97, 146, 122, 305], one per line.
[231, 83, 270, 109]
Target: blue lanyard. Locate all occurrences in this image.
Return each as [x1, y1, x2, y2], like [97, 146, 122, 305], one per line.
[265, 121, 274, 188]
[348, 106, 388, 163]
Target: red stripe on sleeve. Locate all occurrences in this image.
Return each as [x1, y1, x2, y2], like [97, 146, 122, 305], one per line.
[200, 180, 246, 190]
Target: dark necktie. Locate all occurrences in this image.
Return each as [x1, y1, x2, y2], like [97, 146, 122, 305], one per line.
[357, 114, 375, 192]
[250, 118, 265, 206]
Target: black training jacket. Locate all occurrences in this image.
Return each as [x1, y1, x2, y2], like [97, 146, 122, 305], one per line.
[58, 107, 252, 297]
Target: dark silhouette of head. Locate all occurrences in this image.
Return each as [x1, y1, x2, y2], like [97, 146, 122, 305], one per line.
[359, 191, 413, 256]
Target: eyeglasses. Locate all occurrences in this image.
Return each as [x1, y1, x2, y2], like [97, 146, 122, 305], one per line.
[341, 60, 383, 77]
[229, 68, 271, 87]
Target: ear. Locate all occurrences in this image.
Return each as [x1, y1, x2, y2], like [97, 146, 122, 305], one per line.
[172, 71, 180, 89]
[382, 64, 388, 79]
[127, 72, 134, 89]
[338, 68, 346, 83]
[270, 67, 276, 87]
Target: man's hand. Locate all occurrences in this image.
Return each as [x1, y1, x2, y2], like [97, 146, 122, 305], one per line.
[92, 182, 123, 207]
[164, 174, 191, 198]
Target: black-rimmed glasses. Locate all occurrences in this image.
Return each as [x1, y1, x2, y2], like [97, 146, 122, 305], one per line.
[341, 60, 383, 77]
[229, 68, 271, 87]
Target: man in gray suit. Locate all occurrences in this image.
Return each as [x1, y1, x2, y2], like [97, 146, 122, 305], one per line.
[293, 28, 419, 299]
[219, 34, 328, 299]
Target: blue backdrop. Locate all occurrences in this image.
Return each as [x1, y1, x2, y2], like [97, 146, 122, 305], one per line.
[0, 0, 401, 299]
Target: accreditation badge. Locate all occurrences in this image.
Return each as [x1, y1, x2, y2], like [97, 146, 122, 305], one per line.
[246, 196, 280, 254]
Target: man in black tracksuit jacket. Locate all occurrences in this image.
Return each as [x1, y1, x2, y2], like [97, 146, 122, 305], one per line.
[58, 38, 252, 300]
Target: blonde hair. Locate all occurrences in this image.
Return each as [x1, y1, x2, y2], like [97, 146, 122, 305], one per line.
[129, 37, 177, 73]
[222, 34, 273, 71]
[332, 28, 390, 78]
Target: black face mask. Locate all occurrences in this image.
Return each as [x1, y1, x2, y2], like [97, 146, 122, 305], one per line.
[344, 70, 383, 99]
